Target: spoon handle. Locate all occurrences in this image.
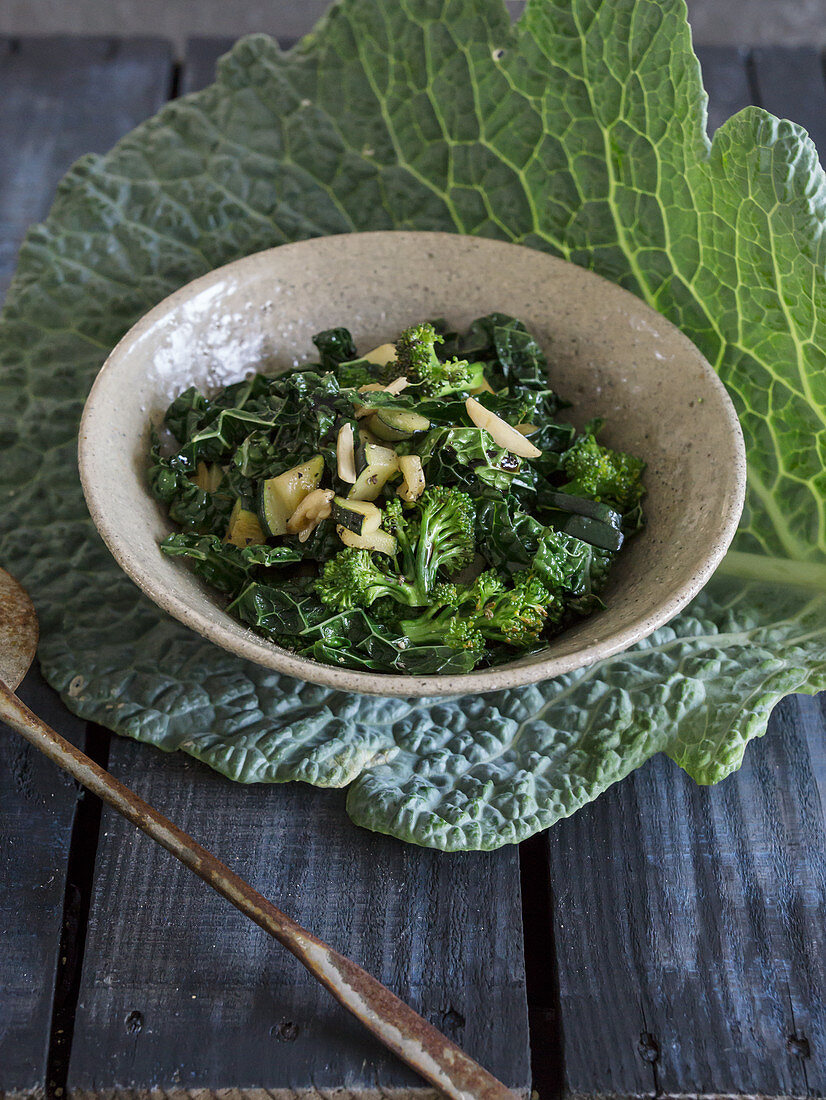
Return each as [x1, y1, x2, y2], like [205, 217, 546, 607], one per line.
[0, 680, 518, 1100]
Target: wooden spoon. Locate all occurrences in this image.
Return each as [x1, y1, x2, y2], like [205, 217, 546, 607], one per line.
[0, 567, 518, 1100]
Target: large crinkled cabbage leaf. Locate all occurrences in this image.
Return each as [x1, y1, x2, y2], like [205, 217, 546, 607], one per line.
[2, 0, 826, 850]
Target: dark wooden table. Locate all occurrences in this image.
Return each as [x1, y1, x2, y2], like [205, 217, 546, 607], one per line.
[1, 35, 825, 1100]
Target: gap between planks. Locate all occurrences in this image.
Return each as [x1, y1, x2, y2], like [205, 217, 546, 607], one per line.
[67, 1090, 445, 1100]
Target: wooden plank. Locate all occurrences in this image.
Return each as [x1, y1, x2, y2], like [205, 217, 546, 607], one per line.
[0, 36, 174, 298]
[67, 740, 531, 1095]
[0, 36, 174, 1096]
[546, 694, 826, 1098]
[751, 46, 826, 158]
[0, 3, 332, 59]
[0, 667, 88, 1096]
[695, 46, 753, 133]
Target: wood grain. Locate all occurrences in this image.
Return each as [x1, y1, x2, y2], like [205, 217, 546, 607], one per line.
[545, 696, 826, 1097]
[0, 668, 85, 1096]
[66, 741, 531, 1095]
[0, 37, 173, 297]
[0, 36, 173, 1097]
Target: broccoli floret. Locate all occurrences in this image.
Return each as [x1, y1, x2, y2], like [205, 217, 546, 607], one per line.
[318, 489, 476, 621]
[384, 488, 475, 595]
[470, 570, 562, 647]
[561, 434, 645, 511]
[393, 321, 487, 397]
[429, 581, 465, 609]
[414, 486, 476, 592]
[465, 569, 507, 607]
[400, 569, 559, 651]
[316, 547, 427, 611]
[400, 604, 486, 652]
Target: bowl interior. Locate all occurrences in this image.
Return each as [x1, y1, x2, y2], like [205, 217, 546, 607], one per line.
[79, 232, 745, 697]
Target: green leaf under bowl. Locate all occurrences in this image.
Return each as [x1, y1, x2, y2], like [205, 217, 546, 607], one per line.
[2, 0, 826, 849]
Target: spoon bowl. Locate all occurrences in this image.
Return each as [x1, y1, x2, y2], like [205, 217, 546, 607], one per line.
[0, 568, 38, 691]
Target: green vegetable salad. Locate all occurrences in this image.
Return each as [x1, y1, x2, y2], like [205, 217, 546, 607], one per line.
[149, 314, 645, 675]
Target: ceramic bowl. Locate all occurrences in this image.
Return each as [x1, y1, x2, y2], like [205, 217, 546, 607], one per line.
[78, 232, 746, 697]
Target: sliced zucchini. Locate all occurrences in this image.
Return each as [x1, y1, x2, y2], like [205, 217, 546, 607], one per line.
[555, 514, 624, 553]
[191, 461, 224, 492]
[225, 499, 266, 547]
[331, 496, 382, 535]
[348, 463, 398, 502]
[368, 407, 431, 442]
[337, 525, 397, 556]
[257, 454, 324, 537]
[355, 441, 397, 475]
[542, 490, 622, 529]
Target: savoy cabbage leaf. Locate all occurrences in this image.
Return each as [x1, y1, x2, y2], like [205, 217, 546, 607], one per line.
[1, 0, 826, 849]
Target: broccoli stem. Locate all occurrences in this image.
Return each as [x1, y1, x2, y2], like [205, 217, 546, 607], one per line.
[399, 607, 450, 645]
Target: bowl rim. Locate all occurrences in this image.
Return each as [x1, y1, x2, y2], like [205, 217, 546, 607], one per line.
[78, 231, 747, 697]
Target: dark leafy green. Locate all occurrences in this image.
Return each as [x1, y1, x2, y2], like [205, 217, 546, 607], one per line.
[312, 327, 358, 370]
[160, 534, 301, 593]
[231, 581, 481, 674]
[477, 491, 615, 606]
[148, 433, 235, 533]
[152, 316, 644, 672]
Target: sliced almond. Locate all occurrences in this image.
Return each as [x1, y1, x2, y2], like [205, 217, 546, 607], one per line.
[336, 422, 357, 483]
[396, 454, 425, 502]
[358, 375, 408, 397]
[470, 377, 496, 396]
[383, 376, 409, 394]
[514, 423, 539, 436]
[336, 525, 397, 556]
[358, 425, 382, 445]
[286, 488, 334, 536]
[362, 342, 397, 368]
[465, 396, 542, 459]
[190, 460, 224, 492]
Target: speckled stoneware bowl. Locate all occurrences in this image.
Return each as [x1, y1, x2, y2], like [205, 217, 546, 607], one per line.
[79, 232, 746, 697]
